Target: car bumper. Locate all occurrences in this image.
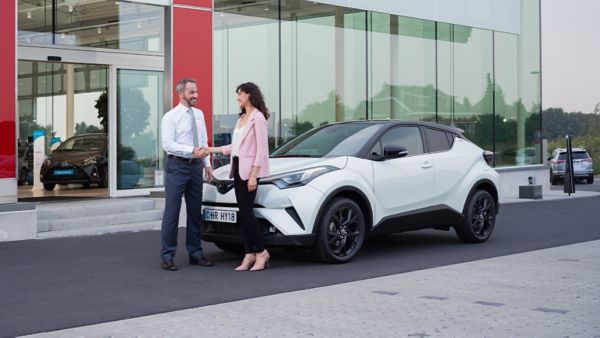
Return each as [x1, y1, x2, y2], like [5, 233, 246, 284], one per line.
[551, 170, 594, 178]
[40, 163, 103, 184]
[202, 181, 325, 246]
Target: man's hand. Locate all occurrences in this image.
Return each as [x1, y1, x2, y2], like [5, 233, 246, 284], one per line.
[193, 147, 209, 158]
[204, 167, 214, 182]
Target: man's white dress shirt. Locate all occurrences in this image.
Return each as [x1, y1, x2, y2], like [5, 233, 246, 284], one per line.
[161, 103, 211, 168]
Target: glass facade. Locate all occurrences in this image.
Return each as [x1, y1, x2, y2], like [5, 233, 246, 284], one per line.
[117, 70, 163, 190]
[18, 0, 164, 52]
[213, 0, 542, 168]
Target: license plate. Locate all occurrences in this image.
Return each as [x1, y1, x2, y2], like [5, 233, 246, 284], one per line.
[203, 208, 237, 223]
[574, 162, 583, 169]
[54, 169, 75, 176]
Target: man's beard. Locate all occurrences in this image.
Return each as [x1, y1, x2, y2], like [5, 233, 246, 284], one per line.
[185, 97, 197, 107]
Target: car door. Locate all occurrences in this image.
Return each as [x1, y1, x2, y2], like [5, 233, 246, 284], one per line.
[371, 126, 435, 219]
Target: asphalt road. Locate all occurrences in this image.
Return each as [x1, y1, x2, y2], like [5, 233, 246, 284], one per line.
[2, 196, 600, 337]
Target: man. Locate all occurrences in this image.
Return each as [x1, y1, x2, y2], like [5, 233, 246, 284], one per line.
[160, 78, 213, 271]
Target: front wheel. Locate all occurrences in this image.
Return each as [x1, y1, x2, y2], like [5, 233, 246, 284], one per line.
[588, 176, 594, 184]
[455, 190, 496, 243]
[43, 183, 56, 191]
[98, 166, 108, 188]
[314, 198, 365, 263]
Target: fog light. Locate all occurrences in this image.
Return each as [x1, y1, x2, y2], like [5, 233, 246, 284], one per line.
[268, 226, 277, 233]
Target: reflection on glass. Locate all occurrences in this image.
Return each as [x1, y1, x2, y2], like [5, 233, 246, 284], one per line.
[17, 0, 53, 44]
[117, 69, 163, 190]
[18, 0, 164, 52]
[213, 4, 279, 166]
[437, 24, 494, 152]
[368, 13, 436, 122]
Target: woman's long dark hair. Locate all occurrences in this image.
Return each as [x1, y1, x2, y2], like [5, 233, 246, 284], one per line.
[237, 82, 269, 120]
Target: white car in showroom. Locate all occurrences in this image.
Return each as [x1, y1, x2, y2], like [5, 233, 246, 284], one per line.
[202, 121, 500, 263]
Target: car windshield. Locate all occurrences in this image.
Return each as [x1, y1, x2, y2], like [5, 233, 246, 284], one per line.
[56, 136, 106, 151]
[558, 151, 589, 160]
[271, 123, 384, 158]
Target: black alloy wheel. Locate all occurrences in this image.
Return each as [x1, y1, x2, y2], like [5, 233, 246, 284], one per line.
[314, 198, 365, 263]
[455, 190, 496, 243]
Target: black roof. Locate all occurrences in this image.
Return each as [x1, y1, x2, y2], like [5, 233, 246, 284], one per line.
[331, 120, 464, 134]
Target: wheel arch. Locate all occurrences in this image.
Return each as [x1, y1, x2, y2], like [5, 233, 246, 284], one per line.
[312, 186, 373, 235]
[463, 179, 499, 215]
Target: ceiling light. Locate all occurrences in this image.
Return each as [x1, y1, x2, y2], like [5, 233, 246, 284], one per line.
[115, 1, 120, 4]
[97, 27, 102, 34]
[136, 21, 142, 28]
[60, 33, 66, 39]
[68, 5, 73, 12]
[27, 11, 32, 19]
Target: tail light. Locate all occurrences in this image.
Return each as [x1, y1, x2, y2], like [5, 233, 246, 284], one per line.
[483, 151, 494, 166]
[557, 159, 566, 164]
[583, 157, 592, 162]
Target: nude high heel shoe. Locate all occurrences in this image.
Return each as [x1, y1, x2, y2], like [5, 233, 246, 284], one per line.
[250, 250, 270, 271]
[235, 254, 256, 271]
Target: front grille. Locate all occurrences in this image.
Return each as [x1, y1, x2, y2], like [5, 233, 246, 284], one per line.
[202, 218, 275, 236]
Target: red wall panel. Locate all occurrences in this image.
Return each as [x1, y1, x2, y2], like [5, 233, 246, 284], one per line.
[172, 7, 213, 144]
[173, 0, 212, 9]
[0, 0, 16, 179]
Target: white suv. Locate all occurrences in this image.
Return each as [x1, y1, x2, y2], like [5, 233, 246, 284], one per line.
[202, 121, 500, 263]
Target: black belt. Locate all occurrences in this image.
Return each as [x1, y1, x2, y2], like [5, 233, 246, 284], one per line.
[168, 154, 201, 164]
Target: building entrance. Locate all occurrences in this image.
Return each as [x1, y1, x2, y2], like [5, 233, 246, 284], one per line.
[17, 60, 109, 200]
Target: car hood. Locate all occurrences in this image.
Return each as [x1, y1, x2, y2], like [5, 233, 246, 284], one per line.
[212, 157, 348, 180]
[48, 150, 102, 163]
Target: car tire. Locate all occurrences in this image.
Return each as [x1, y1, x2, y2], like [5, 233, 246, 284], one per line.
[98, 166, 108, 188]
[314, 197, 365, 264]
[455, 190, 496, 243]
[82, 183, 91, 188]
[588, 176, 594, 184]
[43, 183, 56, 191]
[550, 172, 558, 185]
[213, 242, 244, 255]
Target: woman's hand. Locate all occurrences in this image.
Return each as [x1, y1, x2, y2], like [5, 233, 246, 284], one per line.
[247, 175, 257, 192]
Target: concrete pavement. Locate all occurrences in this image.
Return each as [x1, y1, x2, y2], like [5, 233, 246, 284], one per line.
[23, 240, 600, 338]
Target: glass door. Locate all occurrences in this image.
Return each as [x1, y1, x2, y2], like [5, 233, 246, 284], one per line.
[111, 69, 164, 196]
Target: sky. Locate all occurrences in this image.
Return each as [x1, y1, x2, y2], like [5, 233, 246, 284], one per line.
[541, 0, 600, 113]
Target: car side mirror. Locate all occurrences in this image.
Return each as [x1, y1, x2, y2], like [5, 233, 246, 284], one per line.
[547, 156, 552, 161]
[383, 146, 408, 159]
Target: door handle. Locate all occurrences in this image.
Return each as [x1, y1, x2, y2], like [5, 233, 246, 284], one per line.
[421, 161, 433, 169]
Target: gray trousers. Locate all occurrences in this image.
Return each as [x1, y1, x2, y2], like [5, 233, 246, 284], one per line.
[160, 158, 204, 262]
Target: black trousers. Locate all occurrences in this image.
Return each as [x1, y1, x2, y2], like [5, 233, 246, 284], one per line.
[232, 157, 264, 253]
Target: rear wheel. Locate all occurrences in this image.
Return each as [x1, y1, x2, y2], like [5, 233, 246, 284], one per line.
[455, 190, 496, 243]
[43, 183, 56, 191]
[550, 171, 558, 185]
[213, 242, 244, 255]
[314, 198, 365, 263]
[98, 166, 108, 188]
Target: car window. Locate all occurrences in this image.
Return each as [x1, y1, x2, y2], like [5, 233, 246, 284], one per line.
[380, 126, 423, 156]
[446, 133, 455, 147]
[558, 151, 589, 160]
[369, 140, 382, 157]
[425, 128, 451, 152]
[271, 123, 384, 158]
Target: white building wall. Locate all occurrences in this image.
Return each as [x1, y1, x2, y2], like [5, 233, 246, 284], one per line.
[314, 0, 520, 34]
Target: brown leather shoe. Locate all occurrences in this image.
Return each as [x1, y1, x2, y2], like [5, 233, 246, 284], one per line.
[189, 255, 213, 267]
[161, 260, 178, 271]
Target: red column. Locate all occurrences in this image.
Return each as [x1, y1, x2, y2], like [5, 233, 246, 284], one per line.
[172, 1, 213, 144]
[0, 0, 16, 179]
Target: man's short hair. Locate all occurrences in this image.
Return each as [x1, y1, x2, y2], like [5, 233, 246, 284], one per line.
[176, 78, 196, 94]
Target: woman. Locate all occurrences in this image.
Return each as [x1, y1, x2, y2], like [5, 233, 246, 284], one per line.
[206, 82, 271, 271]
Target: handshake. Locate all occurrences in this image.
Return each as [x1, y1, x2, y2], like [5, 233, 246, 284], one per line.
[193, 146, 212, 159]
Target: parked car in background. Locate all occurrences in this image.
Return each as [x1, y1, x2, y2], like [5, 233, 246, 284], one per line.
[549, 147, 594, 185]
[40, 133, 108, 191]
[202, 120, 500, 263]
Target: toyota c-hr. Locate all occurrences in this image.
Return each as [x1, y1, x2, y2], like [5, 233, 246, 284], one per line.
[202, 121, 500, 263]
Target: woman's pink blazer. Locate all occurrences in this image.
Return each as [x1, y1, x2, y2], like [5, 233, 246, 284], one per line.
[219, 109, 270, 180]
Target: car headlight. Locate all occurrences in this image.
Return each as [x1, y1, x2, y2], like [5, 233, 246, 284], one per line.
[260, 166, 338, 189]
[83, 157, 97, 165]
